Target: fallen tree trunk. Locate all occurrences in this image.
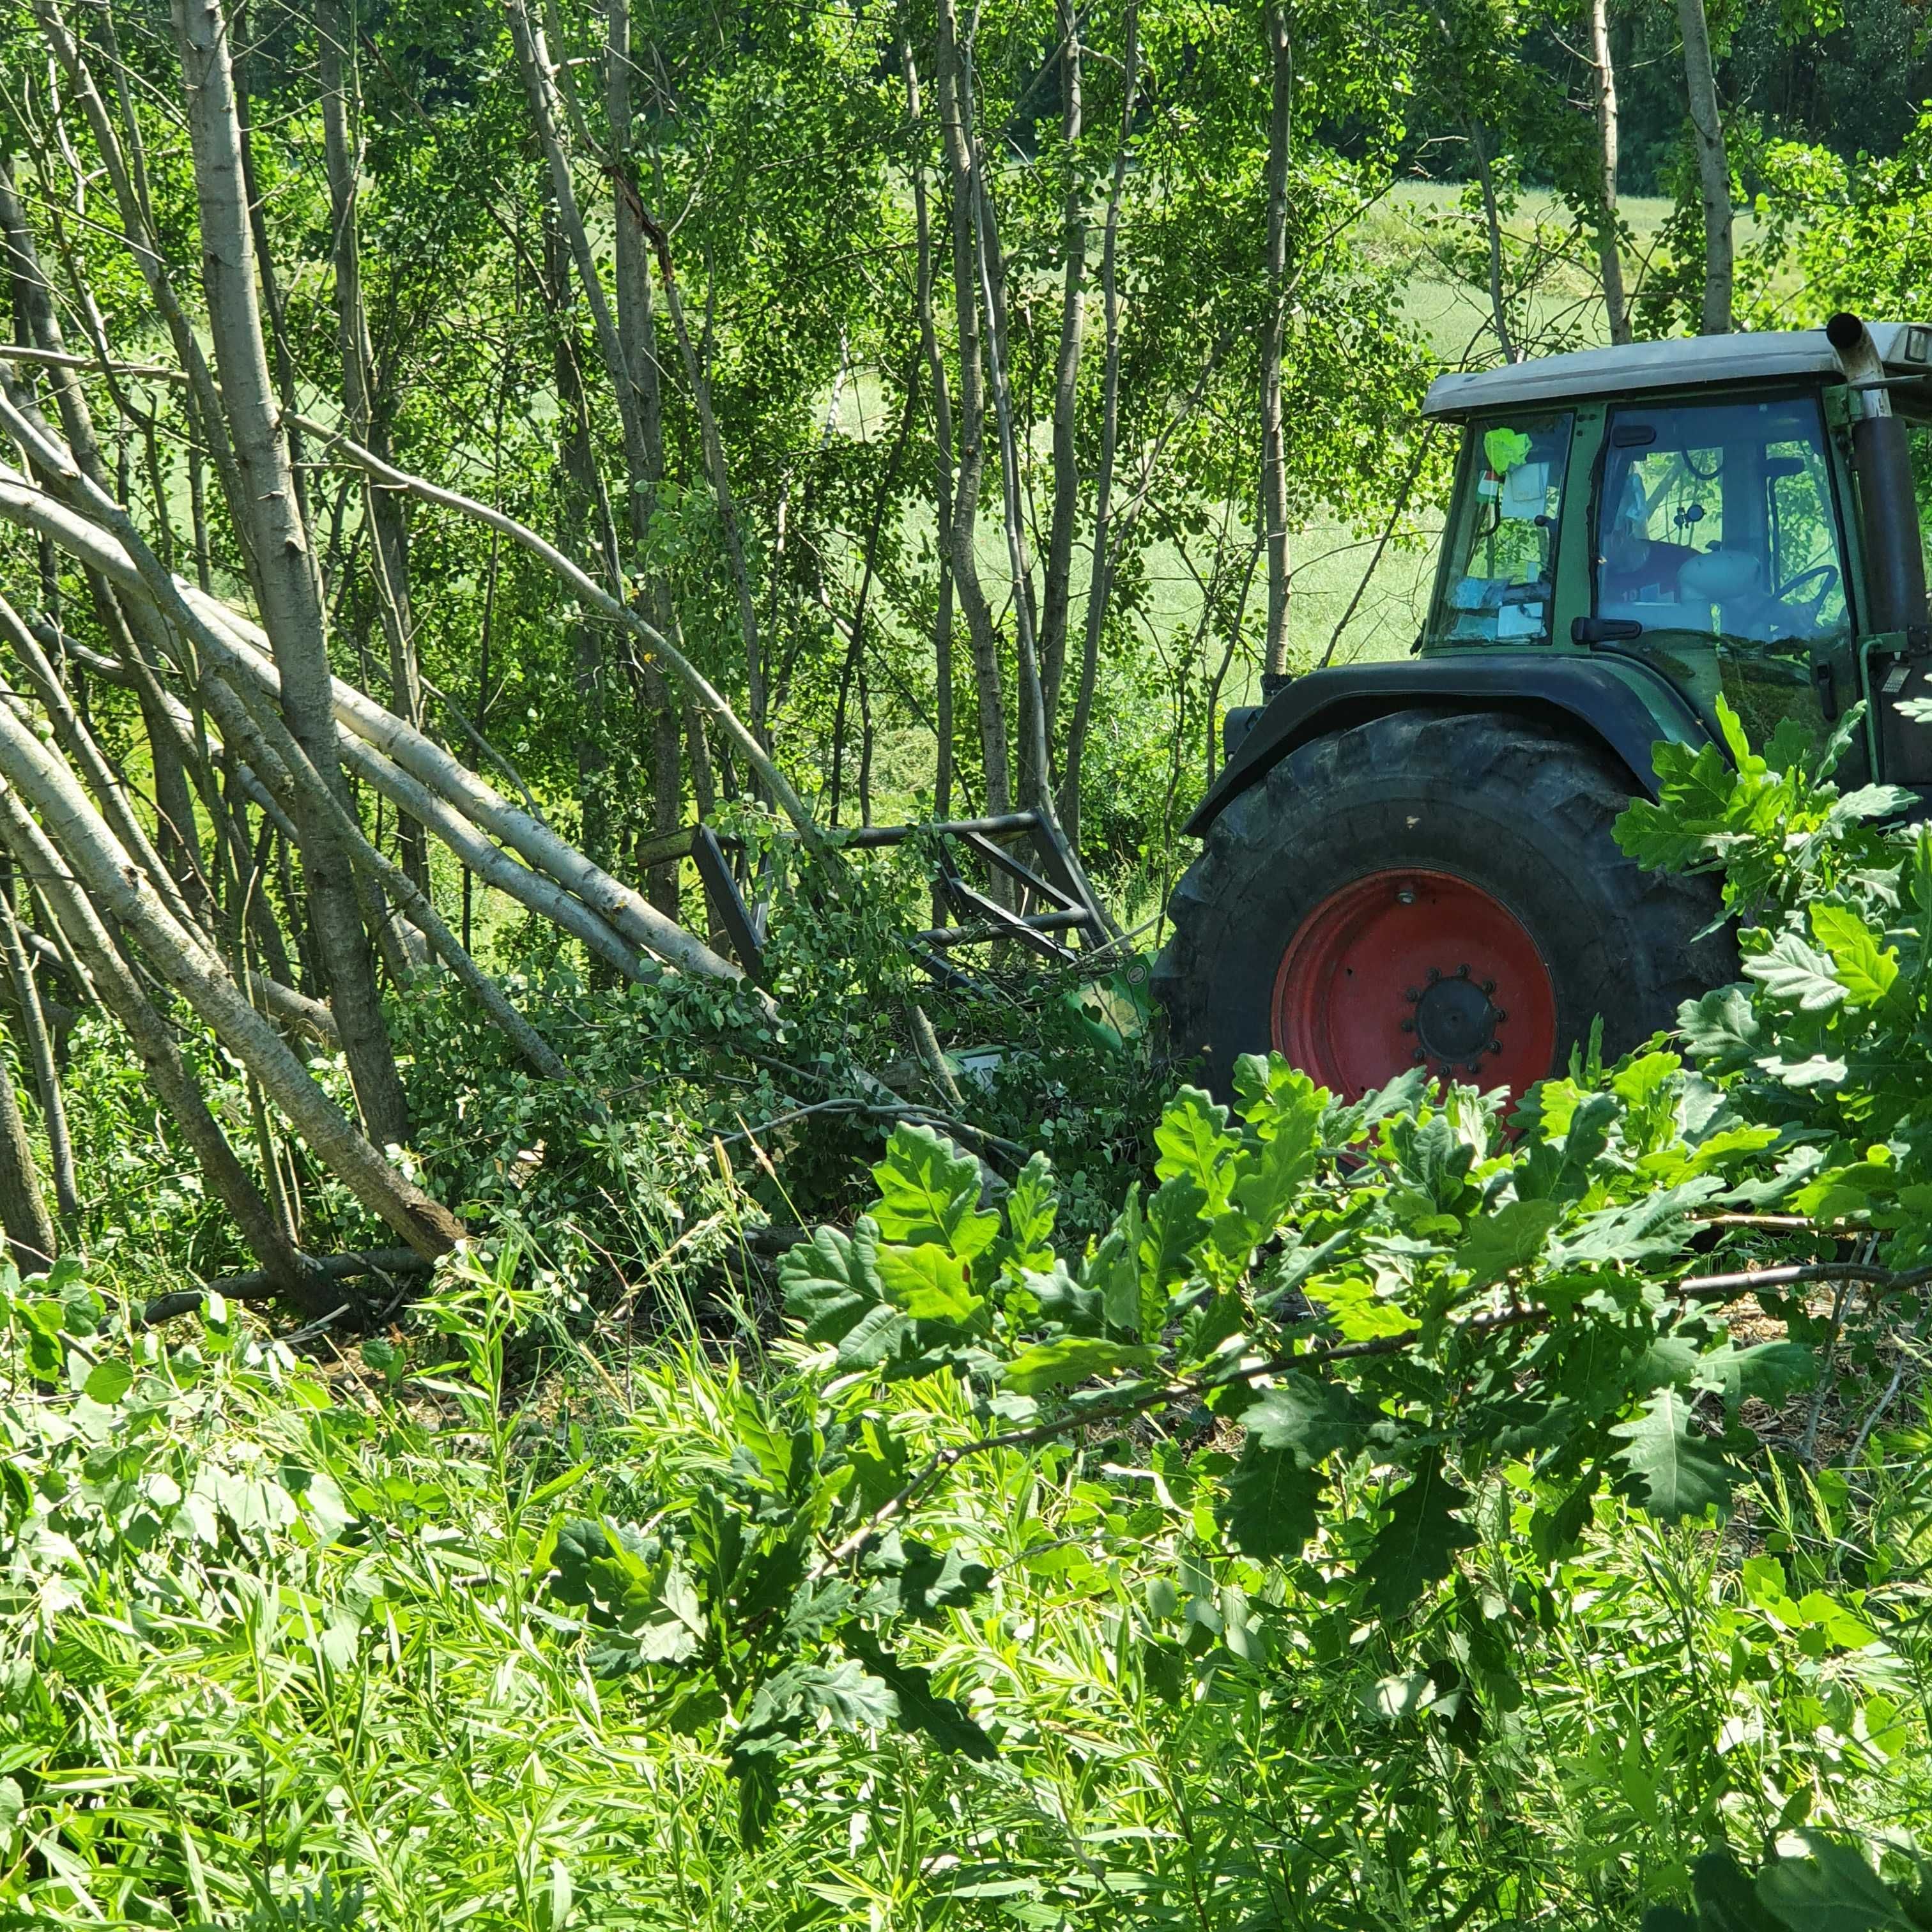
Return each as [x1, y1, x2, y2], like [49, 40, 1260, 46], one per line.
[0, 786, 330, 1308]
[142, 1245, 434, 1325]
[0, 689, 463, 1259]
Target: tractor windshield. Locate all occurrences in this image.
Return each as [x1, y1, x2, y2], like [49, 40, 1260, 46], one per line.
[1438, 412, 1572, 646]
[1592, 394, 1850, 744]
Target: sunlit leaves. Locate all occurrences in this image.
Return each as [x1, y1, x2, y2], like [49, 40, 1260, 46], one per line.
[870, 1126, 998, 1261]
[1361, 1453, 1477, 1620]
[1611, 1389, 1735, 1522]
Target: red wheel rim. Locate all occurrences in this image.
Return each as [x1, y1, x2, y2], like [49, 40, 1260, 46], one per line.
[1271, 869, 1558, 1101]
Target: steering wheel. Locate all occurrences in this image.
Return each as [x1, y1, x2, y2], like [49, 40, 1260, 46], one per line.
[1773, 562, 1840, 625]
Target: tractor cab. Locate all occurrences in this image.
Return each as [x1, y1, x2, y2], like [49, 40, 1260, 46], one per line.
[1156, 316, 1932, 1103]
[1422, 312, 1932, 785]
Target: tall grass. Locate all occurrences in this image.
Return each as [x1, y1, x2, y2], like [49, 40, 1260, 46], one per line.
[2, 1240, 1924, 1928]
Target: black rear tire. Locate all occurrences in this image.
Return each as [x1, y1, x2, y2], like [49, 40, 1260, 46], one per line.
[1153, 709, 1734, 1097]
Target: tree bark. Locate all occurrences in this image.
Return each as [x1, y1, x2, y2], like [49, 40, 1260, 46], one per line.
[0, 787, 327, 1306]
[1062, 0, 1138, 845]
[606, 0, 682, 912]
[0, 890, 77, 1232]
[1038, 0, 1085, 736]
[969, 159, 1054, 814]
[319, 0, 429, 893]
[168, 0, 413, 1147]
[0, 1014, 56, 1276]
[27, 0, 257, 591]
[1677, 0, 1732, 335]
[933, 0, 1011, 817]
[1590, 0, 1631, 345]
[902, 40, 958, 824]
[1259, 0, 1294, 679]
[0, 697, 460, 1259]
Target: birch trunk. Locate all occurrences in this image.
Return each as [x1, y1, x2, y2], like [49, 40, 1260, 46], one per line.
[319, 0, 429, 892]
[1590, 0, 1631, 345]
[27, 0, 257, 590]
[1038, 0, 1084, 735]
[0, 1024, 55, 1275]
[0, 456, 719, 977]
[0, 700, 461, 1258]
[933, 0, 1011, 816]
[969, 162, 1054, 813]
[1677, 0, 1733, 335]
[0, 889, 77, 1230]
[0, 788, 326, 1306]
[1258, 0, 1294, 679]
[168, 0, 413, 1147]
[1061, 0, 1138, 843]
[606, 0, 682, 912]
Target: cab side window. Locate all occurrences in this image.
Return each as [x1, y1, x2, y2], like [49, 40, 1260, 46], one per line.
[1437, 414, 1572, 645]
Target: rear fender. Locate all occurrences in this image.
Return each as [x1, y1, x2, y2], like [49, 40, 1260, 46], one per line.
[1187, 656, 1712, 838]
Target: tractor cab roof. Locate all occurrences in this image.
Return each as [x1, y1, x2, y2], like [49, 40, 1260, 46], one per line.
[1422, 322, 1932, 421]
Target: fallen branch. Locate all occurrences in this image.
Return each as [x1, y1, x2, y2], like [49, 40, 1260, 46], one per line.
[141, 1245, 435, 1324]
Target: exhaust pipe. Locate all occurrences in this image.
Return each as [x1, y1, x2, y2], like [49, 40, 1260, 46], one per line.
[1827, 310, 1929, 641]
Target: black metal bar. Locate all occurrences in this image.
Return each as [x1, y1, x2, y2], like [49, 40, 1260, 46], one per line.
[838, 811, 1041, 849]
[917, 909, 1088, 947]
[940, 880, 1078, 960]
[950, 828, 1075, 910]
[1024, 811, 1112, 939]
[693, 824, 767, 981]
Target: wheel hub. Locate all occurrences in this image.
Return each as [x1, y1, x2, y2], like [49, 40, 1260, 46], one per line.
[1405, 966, 1505, 1075]
[1270, 869, 1556, 1102]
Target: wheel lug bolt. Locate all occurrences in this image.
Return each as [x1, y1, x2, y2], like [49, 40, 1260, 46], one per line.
[1405, 986, 1421, 1002]
[1427, 966, 1441, 983]
[1397, 887, 1416, 905]
[1399, 1018, 1415, 1032]
[1412, 1048, 1425, 1062]
[1494, 1008, 1507, 1023]
[1482, 979, 1496, 995]
[1464, 1062, 1480, 1075]
[1488, 1041, 1503, 1055]
[1456, 963, 1469, 978]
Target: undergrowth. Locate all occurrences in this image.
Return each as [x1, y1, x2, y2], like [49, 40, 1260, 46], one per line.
[1, 1245, 1925, 1928]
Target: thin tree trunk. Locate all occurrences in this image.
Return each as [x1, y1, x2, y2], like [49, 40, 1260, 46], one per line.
[902, 39, 957, 824]
[933, 0, 1011, 816]
[509, 0, 765, 747]
[320, 0, 429, 892]
[970, 155, 1054, 814]
[1259, 0, 1294, 679]
[1590, 0, 1631, 345]
[606, 0, 682, 910]
[231, 0, 316, 551]
[0, 169, 210, 917]
[543, 215, 611, 871]
[0, 1031, 56, 1277]
[0, 787, 326, 1305]
[168, 0, 413, 1147]
[28, 0, 258, 590]
[830, 377, 917, 825]
[0, 891, 77, 1231]
[1038, 0, 1084, 736]
[0, 696, 461, 1258]
[1677, 0, 1732, 335]
[1062, 0, 1138, 845]
[0, 416, 756, 966]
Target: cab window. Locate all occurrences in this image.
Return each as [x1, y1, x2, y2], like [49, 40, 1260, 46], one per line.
[1595, 395, 1850, 643]
[1436, 413, 1571, 645]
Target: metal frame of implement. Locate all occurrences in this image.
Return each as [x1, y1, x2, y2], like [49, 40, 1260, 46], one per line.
[675, 813, 1110, 983]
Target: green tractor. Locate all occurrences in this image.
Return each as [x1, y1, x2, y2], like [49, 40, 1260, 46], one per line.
[1156, 312, 1932, 1099]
